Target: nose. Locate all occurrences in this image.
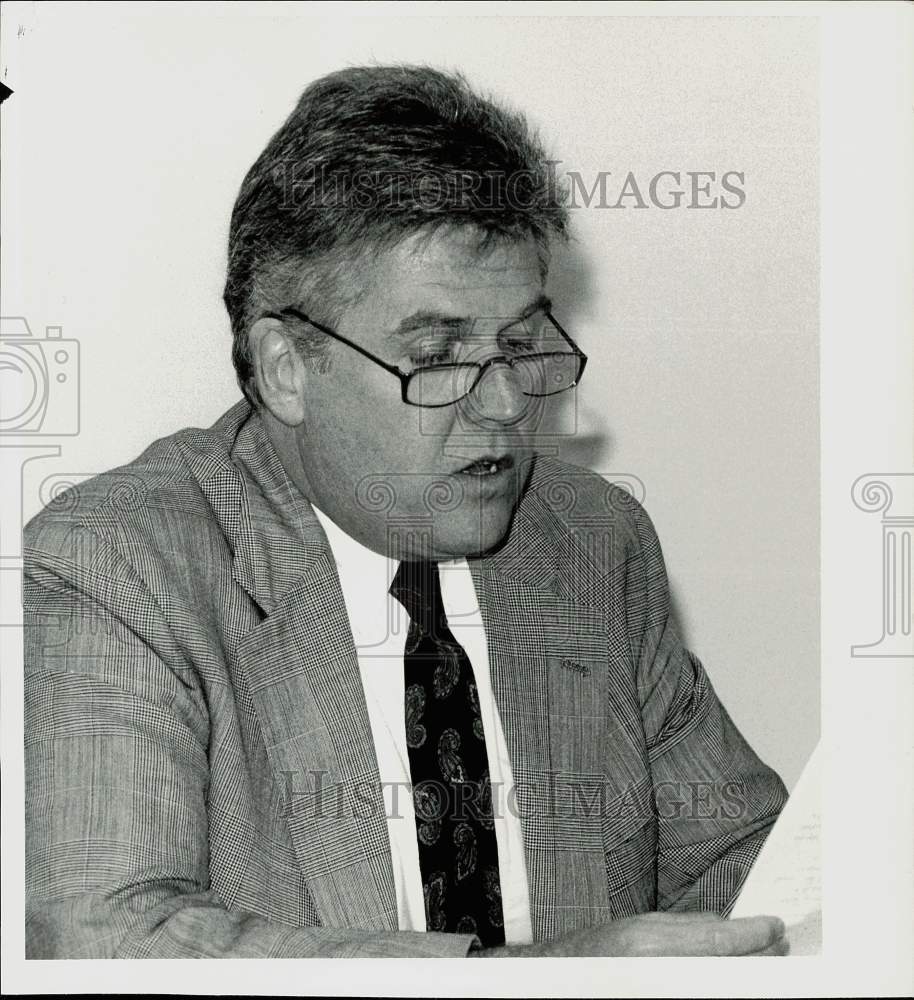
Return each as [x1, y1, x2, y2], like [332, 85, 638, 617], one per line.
[463, 362, 529, 425]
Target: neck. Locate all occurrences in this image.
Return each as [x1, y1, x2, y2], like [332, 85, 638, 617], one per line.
[260, 409, 315, 499]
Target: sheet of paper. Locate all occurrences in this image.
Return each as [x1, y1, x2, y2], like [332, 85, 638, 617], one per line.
[730, 743, 822, 955]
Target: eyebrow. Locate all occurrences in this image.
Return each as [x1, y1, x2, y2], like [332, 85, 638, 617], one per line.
[387, 293, 553, 339]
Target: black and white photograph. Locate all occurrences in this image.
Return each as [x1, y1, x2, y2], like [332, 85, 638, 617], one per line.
[1, 2, 910, 996]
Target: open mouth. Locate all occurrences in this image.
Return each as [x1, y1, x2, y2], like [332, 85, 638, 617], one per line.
[456, 455, 515, 477]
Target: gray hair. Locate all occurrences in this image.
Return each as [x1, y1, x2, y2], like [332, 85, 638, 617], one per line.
[223, 64, 569, 406]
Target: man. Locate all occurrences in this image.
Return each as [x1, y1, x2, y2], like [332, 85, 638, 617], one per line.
[24, 65, 788, 958]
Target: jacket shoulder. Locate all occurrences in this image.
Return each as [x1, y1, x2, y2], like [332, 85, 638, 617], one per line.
[524, 455, 654, 556]
[518, 456, 670, 636]
[23, 402, 250, 557]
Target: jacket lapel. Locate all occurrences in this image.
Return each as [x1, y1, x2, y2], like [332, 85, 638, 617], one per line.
[210, 407, 397, 931]
[235, 555, 398, 931]
[469, 478, 650, 941]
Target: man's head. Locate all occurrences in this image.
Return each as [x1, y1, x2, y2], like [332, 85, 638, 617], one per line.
[223, 66, 571, 560]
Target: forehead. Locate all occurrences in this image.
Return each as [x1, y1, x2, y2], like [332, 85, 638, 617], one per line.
[345, 228, 546, 334]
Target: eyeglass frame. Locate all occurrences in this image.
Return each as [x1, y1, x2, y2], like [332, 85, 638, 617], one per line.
[259, 305, 588, 409]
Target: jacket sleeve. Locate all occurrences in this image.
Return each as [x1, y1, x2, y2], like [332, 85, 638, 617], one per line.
[625, 501, 789, 915]
[24, 518, 475, 959]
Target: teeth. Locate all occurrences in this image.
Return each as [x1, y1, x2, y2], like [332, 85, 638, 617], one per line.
[461, 460, 500, 475]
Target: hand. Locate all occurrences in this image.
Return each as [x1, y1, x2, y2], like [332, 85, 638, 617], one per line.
[472, 911, 787, 958]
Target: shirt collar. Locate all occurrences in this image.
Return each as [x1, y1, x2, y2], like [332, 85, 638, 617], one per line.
[311, 504, 399, 595]
[311, 502, 493, 664]
[310, 504, 469, 586]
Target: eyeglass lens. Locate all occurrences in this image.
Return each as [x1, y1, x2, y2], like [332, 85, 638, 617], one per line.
[407, 353, 582, 407]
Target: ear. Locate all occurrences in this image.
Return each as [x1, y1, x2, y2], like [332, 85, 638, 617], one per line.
[247, 316, 309, 426]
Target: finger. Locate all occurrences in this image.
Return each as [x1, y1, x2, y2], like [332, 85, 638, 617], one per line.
[707, 916, 786, 956]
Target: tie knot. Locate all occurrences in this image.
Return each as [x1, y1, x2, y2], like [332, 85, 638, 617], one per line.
[390, 561, 447, 637]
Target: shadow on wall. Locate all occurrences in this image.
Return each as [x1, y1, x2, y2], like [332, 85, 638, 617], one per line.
[545, 236, 612, 472]
[545, 236, 694, 650]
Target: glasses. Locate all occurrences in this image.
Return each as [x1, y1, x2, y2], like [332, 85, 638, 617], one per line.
[261, 306, 588, 408]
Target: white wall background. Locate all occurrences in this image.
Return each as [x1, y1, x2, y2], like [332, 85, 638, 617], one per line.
[6, 7, 818, 788]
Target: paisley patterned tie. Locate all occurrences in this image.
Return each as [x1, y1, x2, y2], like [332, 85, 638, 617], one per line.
[390, 560, 506, 947]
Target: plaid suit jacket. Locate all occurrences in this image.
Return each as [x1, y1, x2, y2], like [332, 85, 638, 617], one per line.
[24, 399, 787, 958]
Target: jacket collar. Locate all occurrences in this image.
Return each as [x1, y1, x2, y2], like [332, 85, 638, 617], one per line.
[193, 400, 330, 614]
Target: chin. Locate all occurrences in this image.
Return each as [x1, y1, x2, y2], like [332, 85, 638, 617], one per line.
[436, 500, 515, 560]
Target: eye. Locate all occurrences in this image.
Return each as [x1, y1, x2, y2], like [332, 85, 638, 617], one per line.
[504, 337, 538, 355]
[408, 347, 456, 369]
[406, 333, 461, 369]
[502, 313, 548, 355]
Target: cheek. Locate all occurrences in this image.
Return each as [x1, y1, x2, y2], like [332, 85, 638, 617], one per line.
[319, 393, 450, 474]
[374, 404, 454, 468]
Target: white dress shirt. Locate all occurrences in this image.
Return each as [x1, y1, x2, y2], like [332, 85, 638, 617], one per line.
[311, 505, 533, 944]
